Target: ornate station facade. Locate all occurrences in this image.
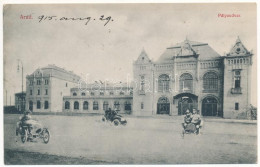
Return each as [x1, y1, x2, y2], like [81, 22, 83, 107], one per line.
[133, 37, 253, 119]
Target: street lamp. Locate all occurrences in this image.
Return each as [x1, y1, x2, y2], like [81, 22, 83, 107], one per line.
[17, 59, 24, 113]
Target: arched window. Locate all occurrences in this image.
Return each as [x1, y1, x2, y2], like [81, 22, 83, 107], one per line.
[103, 101, 109, 110]
[114, 101, 120, 110]
[44, 101, 49, 109]
[81, 92, 86, 96]
[158, 74, 170, 92]
[179, 73, 193, 92]
[125, 101, 131, 111]
[93, 101, 99, 110]
[158, 97, 170, 103]
[83, 101, 88, 110]
[74, 101, 79, 110]
[203, 72, 218, 91]
[73, 92, 77, 96]
[37, 101, 41, 109]
[65, 101, 70, 109]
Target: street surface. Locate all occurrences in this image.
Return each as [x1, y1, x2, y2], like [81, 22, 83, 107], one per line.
[4, 114, 257, 164]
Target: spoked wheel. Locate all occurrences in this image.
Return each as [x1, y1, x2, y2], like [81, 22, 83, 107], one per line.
[21, 129, 28, 143]
[42, 129, 50, 144]
[113, 119, 120, 126]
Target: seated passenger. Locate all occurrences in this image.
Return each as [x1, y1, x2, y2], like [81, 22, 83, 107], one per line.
[191, 109, 201, 125]
[183, 109, 192, 128]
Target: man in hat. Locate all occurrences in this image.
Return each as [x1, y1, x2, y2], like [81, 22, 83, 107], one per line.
[182, 109, 192, 129]
[16, 110, 32, 136]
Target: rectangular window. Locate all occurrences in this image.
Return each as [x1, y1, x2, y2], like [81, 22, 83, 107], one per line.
[44, 101, 49, 109]
[234, 70, 241, 88]
[110, 92, 114, 95]
[30, 80, 33, 85]
[100, 92, 104, 96]
[235, 103, 239, 110]
[37, 89, 40, 95]
[45, 79, 49, 85]
[45, 89, 48, 95]
[93, 102, 99, 110]
[37, 101, 41, 109]
[30, 90, 32, 95]
[141, 102, 144, 109]
[235, 78, 240, 88]
[37, 80, 41, 85]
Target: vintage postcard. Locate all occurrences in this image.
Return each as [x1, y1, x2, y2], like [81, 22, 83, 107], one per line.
[2, 2, 258, 165]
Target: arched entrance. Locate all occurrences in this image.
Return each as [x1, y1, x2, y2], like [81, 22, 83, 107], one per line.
[174, 93, 198, 115]
[157, 97, 170, 114]
[202, 97, 218, 116]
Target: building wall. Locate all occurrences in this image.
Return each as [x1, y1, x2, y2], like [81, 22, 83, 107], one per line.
[223, 56, 252, 119]
[132, 60, 155, 116]
[15, 93, 26, 112]
[133, 58, 224, 116]
[50, 77, 78, 112]
[26, 65, 80, 112]
[132, 38, 252, 118]
[63, 87, 133, 114]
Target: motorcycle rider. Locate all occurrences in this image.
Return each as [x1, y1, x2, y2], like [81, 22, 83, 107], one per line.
[16, 110, 32, 136]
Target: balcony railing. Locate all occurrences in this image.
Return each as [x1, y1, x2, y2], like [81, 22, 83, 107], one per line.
[231, 87, 242, 94]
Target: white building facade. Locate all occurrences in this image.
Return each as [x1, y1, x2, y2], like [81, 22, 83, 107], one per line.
[133, 38, 253, 119]
[26, 65, 81, 112]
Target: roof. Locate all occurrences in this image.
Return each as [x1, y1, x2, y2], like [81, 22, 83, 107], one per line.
[72, 81, 134, 90]
[227, 36, 251, 57]
[156, 40, 221, 63]
[27, 64, 81, 81]
[41, 64, 78, 76]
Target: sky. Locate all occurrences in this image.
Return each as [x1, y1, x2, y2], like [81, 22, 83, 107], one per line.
[3, 3, 257, 106]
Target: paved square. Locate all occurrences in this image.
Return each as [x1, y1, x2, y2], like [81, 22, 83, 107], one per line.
[4, 114, 257, 164]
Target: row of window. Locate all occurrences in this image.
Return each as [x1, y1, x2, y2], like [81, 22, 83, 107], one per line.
[29, 79, 49, 86]
[141, 71, 242, 93]
[29, 101, 49, 110]
[64, 101, 132, 111]
[140, 72, 219, 93]
[30, 89, 48, 95]
[228, 58, 249, 65]
[72, 91, 132, 96]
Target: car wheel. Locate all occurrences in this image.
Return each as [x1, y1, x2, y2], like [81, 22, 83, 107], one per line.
[21, 129, 28, 143]
[42, 129, 50, 144]
[113, 119, 120, 126]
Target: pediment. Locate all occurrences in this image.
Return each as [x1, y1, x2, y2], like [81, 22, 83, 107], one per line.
[228, 37, 250, 56]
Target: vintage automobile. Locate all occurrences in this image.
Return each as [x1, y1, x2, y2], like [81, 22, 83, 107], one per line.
[102, 109, 127, 126]
[181, 120, 203, 138]
[16, 119, 50, 144]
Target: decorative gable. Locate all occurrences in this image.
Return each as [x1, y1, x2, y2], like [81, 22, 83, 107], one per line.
[228, 37, 250, 56]
[135, 48, 152, 64]
[177, 39, 197, 57]
[34, 69, 43, 77]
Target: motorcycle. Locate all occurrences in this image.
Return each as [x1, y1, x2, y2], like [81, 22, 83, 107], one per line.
[16, 119, 50, 144]
[102, 110, 127, 126]
[181, 120, 203, 138]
